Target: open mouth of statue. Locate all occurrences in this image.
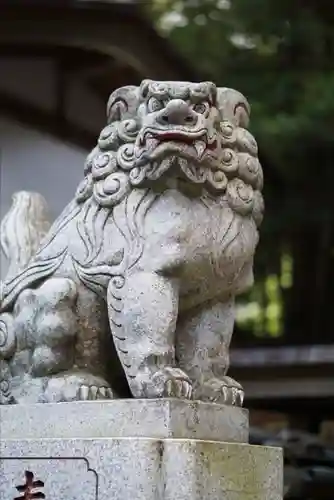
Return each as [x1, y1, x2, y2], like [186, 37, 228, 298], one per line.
[137, 128, 218, 161]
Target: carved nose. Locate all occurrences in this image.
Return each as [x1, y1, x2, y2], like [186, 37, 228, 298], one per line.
[157, 100, 197, 126]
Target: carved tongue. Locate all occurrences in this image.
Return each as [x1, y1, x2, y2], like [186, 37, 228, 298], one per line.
[194, 140, 206, 158]
[146, 136, 159, 150]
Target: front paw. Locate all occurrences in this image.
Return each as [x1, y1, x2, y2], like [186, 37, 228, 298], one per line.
[150, 367, 193, 399]
[195, 376, 244, 406]
[43, 372, 114, 402]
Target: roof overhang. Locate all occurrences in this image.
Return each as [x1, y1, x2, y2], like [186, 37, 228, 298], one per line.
[0, 0, 200, 98]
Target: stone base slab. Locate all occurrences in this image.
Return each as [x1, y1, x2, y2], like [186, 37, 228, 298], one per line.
[0, 438, 283, 500]
[0, 399, 248, 442]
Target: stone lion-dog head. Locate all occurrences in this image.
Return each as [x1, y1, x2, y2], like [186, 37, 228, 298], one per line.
[75, 80, 263, 227]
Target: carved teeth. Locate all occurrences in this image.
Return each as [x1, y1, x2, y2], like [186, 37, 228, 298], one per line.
[224, 376, 243, 390]
[138, 130, 146, 146]
[106, 388, 114, 399]
[97, 386, 113, 399]
[97, 387, 107, 398]
[138, 130, 156, 148]
[89, 385, 98, 400]
[166, 380, 173, 396]
[232, 388, 245, 407]
[231, 387, 238, 405]
[78, 385, 89, 400]
[222, 386, 229, 403]
[207, 131, 215, 143]
[194, 140, 206, 158]
[77, 385, 113, 401]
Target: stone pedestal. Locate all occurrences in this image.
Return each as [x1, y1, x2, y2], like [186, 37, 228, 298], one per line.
[0, 400, 283, 499]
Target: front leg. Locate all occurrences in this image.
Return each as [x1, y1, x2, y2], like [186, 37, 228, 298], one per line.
[107, 271, 192, 399]
[176, 295, 244, 406]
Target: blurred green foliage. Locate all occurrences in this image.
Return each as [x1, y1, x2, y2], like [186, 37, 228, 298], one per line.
[149, 0, 334, 345]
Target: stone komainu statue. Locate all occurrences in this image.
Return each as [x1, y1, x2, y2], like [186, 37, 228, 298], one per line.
[0, 80, 263, 405]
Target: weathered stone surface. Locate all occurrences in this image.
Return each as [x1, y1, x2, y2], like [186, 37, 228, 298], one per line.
[0, 399, 248, 442]
[0, 81, 264, 406]
[0, 191, 51, 283]
[0, 438, 283, 500]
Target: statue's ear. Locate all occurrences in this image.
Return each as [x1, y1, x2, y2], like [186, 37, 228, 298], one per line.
[216, 88, 251, 128]
[107, 85, 140, 123]
[139, 79, 153, 99]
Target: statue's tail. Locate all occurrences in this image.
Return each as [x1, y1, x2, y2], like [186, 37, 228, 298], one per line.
[1, 191, 51, 282]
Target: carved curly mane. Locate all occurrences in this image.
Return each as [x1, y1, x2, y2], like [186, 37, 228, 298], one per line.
[74, 86, 142, 210]
[75, 83, 264, 228]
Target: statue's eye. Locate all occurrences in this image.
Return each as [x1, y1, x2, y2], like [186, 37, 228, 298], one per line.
[193, 102, 209, 115]
[147, 97, 164, 113]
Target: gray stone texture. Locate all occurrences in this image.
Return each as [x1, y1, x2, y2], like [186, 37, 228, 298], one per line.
[0, 399, 249, 442]
[0, 80, 264, 407]
[0, 438, 283, 500]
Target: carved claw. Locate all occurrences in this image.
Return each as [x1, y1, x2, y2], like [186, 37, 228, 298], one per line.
[151, 367, 193, 399]
[195, 376, 244, 406]
[77, 385, 114, 401]
[43, 373, 115, 403]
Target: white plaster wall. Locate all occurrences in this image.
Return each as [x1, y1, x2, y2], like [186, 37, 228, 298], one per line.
[0, 117, 89, 279]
